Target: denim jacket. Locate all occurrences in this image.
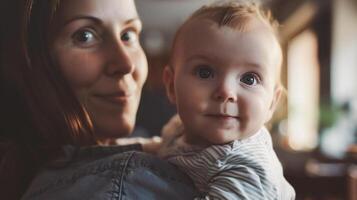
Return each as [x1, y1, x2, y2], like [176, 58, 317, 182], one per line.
[21, 145, 198, 200]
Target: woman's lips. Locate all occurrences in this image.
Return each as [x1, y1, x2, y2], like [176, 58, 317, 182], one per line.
[93, 92, 133, 105]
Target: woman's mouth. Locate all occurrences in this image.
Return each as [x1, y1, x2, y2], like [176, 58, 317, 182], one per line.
[93, 92, 133, 105]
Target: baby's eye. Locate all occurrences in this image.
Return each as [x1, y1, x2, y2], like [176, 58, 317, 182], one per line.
[121, 30, 138, 44]
[195, 66, 214, 79]
[240, 73, 260, 86]
[72, 29, 99, 47]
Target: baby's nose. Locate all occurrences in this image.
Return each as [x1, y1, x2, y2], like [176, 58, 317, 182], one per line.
[213, 78, 238, 102]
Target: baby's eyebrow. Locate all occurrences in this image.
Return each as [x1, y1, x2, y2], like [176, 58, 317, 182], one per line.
[185, 54, 219, 63]
[244, 60, 270, 70]
[125, 18, 142, 25]
[185, 54, 268, 73]
[236, 62, 268, 76]
[244, 62, 263, 70]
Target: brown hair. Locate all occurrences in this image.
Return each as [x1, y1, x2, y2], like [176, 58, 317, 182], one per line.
[0, 0, 95, 199]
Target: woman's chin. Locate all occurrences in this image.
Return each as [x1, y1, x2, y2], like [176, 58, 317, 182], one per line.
[94, 120, 135, 141]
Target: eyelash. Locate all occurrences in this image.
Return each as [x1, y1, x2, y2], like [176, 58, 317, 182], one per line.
[121, 28, 140, 44]
[72, 28, 100, 48]
[240, 72, 261, 86]
[193, 66, 262, 86]
[71, 27, 140, 48]
[194, 65, 215, 79]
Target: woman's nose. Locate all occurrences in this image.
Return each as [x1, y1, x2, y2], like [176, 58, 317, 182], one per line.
[213, 78, 238, 102]
[105, 41, 135, 77]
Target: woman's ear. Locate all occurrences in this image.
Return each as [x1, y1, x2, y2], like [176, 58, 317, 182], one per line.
[162, 65, 176, 104]
[265, 86, 283, 122]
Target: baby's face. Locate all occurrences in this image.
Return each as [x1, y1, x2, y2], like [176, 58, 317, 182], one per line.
[166, 18, 282, 145]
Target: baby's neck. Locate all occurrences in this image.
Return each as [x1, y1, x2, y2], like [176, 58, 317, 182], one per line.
[181, 130, 211, 148]
[182, 126, 265, 147]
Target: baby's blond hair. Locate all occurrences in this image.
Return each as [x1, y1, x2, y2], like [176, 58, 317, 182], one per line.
[188, 0, 279, 33]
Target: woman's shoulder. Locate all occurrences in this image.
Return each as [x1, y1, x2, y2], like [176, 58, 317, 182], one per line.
[21, 145, 198, 200]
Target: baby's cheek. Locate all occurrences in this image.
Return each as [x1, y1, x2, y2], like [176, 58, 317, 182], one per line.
[239, 98, 266, 126]
[176, 91, 198, 113]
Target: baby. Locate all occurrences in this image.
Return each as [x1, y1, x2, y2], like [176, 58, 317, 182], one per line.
[158, 1, 296, 199]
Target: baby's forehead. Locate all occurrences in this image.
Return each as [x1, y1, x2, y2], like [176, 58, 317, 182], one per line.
[175, 16, 277, 50]
[171, 18, 282, 77]
[174, 17, 281, 59]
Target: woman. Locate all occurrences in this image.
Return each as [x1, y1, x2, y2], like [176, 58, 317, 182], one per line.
[0, 0, 197, 199]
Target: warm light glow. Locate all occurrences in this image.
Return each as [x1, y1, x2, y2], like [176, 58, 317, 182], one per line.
[331, 0, 357, 103]
[287, 30, 319, 151]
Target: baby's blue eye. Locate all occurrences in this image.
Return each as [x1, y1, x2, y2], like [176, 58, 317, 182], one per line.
[240, 73, 259, 86]
[196, 66, 214, 79]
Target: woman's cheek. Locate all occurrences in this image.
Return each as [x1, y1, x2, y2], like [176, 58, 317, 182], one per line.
[59, 51, 103, 87]
[135, 51, 148, 86]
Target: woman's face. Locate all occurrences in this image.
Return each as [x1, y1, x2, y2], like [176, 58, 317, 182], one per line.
[50, 0, 148, 140]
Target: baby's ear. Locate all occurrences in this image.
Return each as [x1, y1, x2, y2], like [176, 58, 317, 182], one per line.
[162, 65, 176, 104]
[265, 86, 283, 122]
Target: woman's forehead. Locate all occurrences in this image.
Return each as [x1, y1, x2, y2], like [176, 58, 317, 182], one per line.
[55, 0, 138, 25]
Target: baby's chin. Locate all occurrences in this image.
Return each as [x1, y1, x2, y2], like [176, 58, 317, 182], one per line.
[204, 129, 261, 145]
[200, 131, 241, 145]
[210, 137, 238, 145]
[185, 128, 252, 146]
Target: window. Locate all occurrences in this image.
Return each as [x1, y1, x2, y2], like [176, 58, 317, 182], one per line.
[287, 30, 320, 151]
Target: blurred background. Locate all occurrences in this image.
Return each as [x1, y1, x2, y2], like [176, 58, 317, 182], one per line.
[133, 0, 357, 199]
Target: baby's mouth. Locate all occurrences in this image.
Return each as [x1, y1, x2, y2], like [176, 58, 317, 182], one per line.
[206, 114, 239, 119]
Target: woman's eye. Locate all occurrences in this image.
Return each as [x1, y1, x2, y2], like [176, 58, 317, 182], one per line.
[196, 66, 214, 79]
[72, 29, 99, 47]
[121, 30, 138, 43]
[240, 73, 260, 86]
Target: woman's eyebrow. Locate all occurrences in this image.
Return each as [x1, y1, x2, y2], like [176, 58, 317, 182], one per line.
[61, 15, 102, 27]
[61, 16, 141, 27]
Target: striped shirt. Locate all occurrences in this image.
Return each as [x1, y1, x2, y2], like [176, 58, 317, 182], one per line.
[159, 127, 295, 200]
